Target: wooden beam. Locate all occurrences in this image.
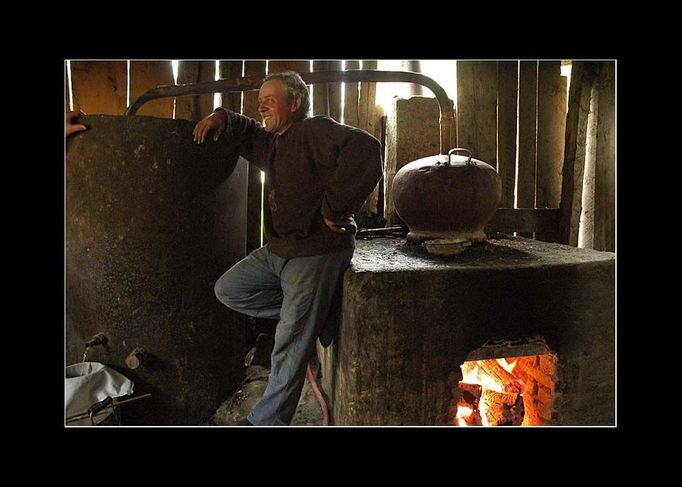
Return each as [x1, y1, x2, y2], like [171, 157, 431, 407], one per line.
[456, 61, 498, 168]
[497, 61, 518, 209]
[129, 61, 174, 118]
[70, 61, 127, 115]
[593, 61, 615, 252]
[558, 62, 598, 246]
[267, 60, 309, 74]
[486, 208, 560, 235]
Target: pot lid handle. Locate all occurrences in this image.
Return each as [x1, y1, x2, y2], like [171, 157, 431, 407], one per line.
[447, 148, 475, 166]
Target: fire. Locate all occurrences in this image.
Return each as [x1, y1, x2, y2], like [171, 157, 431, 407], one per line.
[455, 357, 526, 426]
[498, 358, 517, 373]
[455, 406, 474, 426]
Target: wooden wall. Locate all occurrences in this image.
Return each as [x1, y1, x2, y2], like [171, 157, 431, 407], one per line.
[454, 60, 613, 249]
[65, 59, 615, 251]
[558, 61, 615, 251]
[456, 60, 567, 239]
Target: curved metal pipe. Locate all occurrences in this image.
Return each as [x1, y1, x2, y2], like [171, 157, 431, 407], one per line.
[126, 70, 455, 155]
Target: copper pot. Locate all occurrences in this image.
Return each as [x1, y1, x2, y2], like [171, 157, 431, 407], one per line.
[392, 148, 501, 244]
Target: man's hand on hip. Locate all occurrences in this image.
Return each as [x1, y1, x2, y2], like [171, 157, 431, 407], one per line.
[323, 215, 356, 234]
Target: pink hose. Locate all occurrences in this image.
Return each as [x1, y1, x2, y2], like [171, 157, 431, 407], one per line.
[306, 359, 329, 426]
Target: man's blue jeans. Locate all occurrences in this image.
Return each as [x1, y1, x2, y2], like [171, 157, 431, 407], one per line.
[214, 244, 354, 425]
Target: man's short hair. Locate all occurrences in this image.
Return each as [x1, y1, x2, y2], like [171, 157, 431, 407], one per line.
[263, 71, 311, 120]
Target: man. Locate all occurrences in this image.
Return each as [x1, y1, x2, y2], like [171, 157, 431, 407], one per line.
[192, 71, 382, 426]
[66, 110, 87, 136]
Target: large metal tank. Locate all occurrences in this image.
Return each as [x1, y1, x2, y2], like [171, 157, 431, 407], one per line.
[66, 115, 248, 425]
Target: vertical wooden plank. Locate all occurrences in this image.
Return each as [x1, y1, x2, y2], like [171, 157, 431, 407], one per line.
[343, 60, 360, 128]
[358, 60, 381, 215]
[243, 61, 267, 254]
[218, 60, 244, 113]
[497, 61, 518, 209]
[536, 61, 567, 210]
[377, 115, 387, 218]
[558, 62, 598, 246]
[327, 61, 343, 123]
[593, 61, 615, 252]
[174, 60, 198, 120]
[175, 60, 216, 121]
[517, 61, 538, 210]
[312, 60, 330, 116]
[456, 61, 498, 168]
[536, 61, 568, 243]
[70, 61, 127, 115]
[129, 61, 175, 118]
[358, 60, 379, 136]
[312, 60, 342, 121]
[243, 61, 266, 119]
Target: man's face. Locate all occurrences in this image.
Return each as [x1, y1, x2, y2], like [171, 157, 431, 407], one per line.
[258, 79, 301, 135]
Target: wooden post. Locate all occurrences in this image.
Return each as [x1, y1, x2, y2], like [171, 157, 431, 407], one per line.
[536, 61, 567, 242]
[558, 62, 598, 246]
[593, 61, 615, 252]
[343, 60, 360, 128]
[70, 61, 127, 115]
[497, 61, 518, 209]
[536, 61, 567, 210]
[129, 61, 175, 118]
[404, 60, 424, 96]
[580, 85, 599, 249]
[218, 60, 244, 113]
[456, 61, 498, 169]
[175, 60, 216, 121]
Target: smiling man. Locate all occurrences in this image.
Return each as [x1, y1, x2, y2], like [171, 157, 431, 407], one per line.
[192, 71, 382, 426]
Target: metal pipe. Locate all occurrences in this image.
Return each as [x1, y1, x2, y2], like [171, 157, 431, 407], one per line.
[125, 70, 454, 155]
[65, 393, 153, 424]
[85, 333, 107, 348]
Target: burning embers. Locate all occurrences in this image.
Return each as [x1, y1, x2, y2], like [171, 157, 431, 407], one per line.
[455, 354, 557, 426]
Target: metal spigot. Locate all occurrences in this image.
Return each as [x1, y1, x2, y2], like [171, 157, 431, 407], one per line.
[125, 348, 146, 369]
[85, 333, 107, 348]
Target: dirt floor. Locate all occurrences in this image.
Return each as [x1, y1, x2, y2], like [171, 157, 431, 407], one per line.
[210, 362, 325, 427]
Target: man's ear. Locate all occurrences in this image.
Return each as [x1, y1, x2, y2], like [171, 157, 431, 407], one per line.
[290, 96, 302, 113]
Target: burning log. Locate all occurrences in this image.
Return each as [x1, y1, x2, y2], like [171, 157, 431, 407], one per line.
[456, 382, 482, 426]
[479, 389, 524, 426]
[462, 359, 524, 393]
